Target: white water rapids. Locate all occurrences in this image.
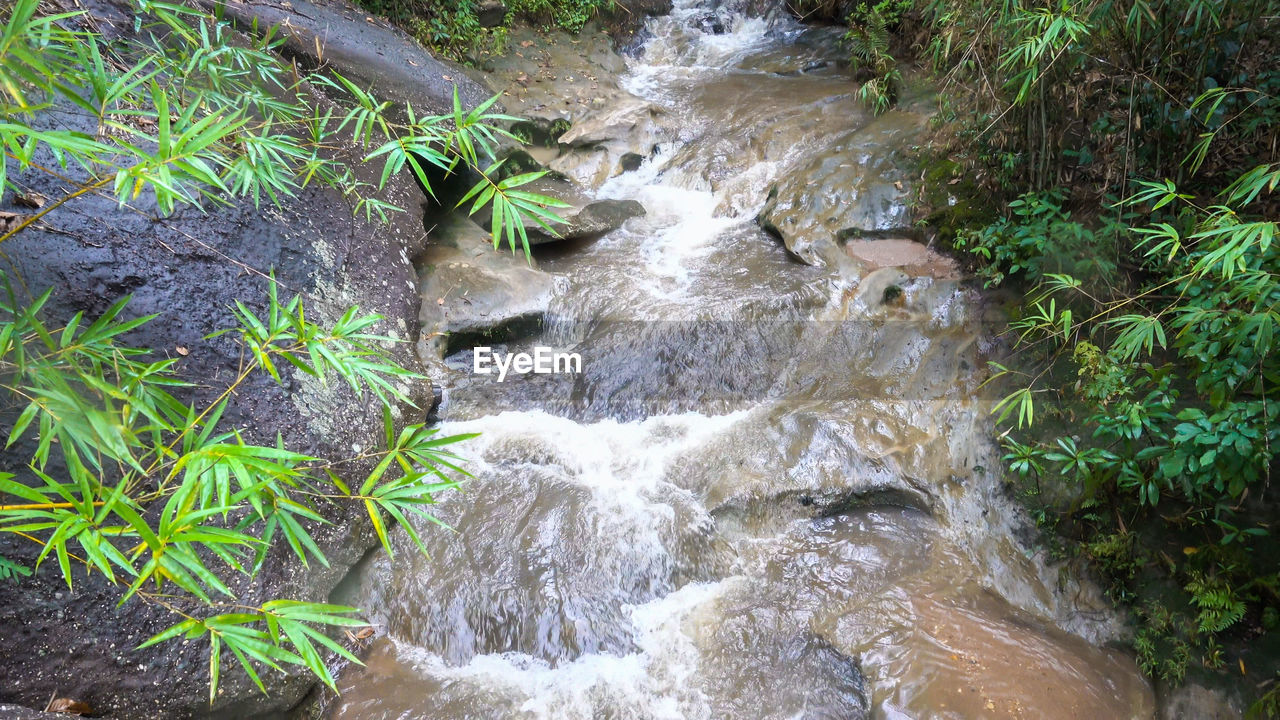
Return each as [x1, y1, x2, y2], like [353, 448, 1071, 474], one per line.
[328, 2, 1155, 718]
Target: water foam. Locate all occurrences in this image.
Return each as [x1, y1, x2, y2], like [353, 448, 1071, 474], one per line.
[391, 580, 734, 720]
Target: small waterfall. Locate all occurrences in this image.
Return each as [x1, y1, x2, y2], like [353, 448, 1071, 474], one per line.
[331, 3, 1156, 718]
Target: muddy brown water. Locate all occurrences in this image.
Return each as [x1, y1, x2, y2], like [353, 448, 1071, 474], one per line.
[329, 3, 1154, 718]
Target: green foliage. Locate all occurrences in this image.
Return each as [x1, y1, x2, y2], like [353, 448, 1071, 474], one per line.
[1085, 531, 1140, 580]
[355, 0, 487, 60]
[984, 165, 1280, 688]
[0, 0, 563, 256]
[508, 0, 612, 33]
[137, 601, 367, 699]
[351, 0, 611, 61]
[953, 189, 1122, 288]
[841, 0, 914, 113]
[923, 0, 1279, 191]
[0, 0, 568, 702]
[913, 0, 1279, 698]
[0, 278, 473, 700]
[1134, 601, 1195, 684]
[0, 555, 30, 581]
[1247, 681, 1280, 720]
[1186, 574, 1248, 635]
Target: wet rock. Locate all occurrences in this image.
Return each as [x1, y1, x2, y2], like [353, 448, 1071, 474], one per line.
[620, 152, 646, 172]
[1157, 683, 1242, 720]
[852, 268, 909, 313]
[844, 238, 959, 279]
[197, 0, 491, 116]
[512, 116, 574, 147]
[818, 586, 1155, 719]
[757, 110, 926, 266]
[692, 12, 727, 34]
[558, 97, 663, 148]
[417, 213, 557, 360]
[480, 26, 667, 190]
[551, 198, 647, 240]
[476, 0, 508, 27]
[561, 109, 664, 187]
[479, 176, 644, 244]
[718, 0, 786, 18]
[600, 0, 676, 39]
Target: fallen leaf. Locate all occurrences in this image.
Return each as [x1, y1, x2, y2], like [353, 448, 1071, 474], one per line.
[442, 75, 453, 81]
[46, 698, 92, 716]
[175, 345, 189, 356]
[408, 59, 419, 66]
[893, 181, 904, 191]
[0, 210, 24, 234]
[14, 191, 46, 208]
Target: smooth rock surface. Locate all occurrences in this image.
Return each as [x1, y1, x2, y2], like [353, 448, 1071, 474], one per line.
[758, 109, 927, 266]
[199, 0, 491, 115]
[481, 25, 667, 190]
[417, 213, 557, 360]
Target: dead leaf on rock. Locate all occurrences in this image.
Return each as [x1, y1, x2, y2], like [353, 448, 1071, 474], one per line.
[46, 698, 92, 715]
[442, 75, 453, 82]
[14, 191, 46, 208]
[0, 210, 25, 234]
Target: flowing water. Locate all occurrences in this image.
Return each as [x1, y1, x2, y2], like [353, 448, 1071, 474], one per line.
[330, 3, 1155, 718]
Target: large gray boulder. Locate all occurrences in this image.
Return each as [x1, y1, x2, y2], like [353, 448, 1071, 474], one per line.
[198, 0, 491, 115]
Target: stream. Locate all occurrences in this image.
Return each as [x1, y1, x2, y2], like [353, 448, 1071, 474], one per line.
[329, 2, 1155, 717]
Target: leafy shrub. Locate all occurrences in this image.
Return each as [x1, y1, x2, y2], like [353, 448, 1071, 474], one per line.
[352, 0, 612, 60]
[508, 0, 612, 33]
[915, 0, 1280, 701]
[840, 0, 915, 113]
[0, 279, 471, 698]
[991, 165, 1280, 690]
[952, 189, 1121, 288]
